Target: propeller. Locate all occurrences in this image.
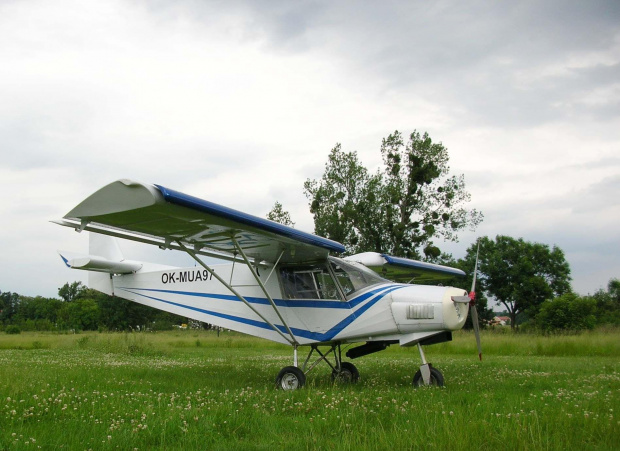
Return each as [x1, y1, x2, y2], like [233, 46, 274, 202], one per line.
[469, 241, 482, 361]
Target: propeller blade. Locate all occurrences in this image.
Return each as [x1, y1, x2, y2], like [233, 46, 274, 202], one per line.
[470, 304, 482, 361]
[469, 240, 482, 360]
[470, 240, 479, 293]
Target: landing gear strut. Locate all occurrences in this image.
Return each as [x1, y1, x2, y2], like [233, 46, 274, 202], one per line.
[413, 366, 444, 387]
[413, 342, 444, 387]
[275, 343, 359, 390]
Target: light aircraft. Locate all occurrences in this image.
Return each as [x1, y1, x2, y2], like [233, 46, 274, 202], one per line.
[54, 179, 482, 390]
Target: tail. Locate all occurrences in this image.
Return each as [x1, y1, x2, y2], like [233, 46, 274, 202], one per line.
[57, 233, 141, 296]
[88, 234, 127, 295]
[59, 233, 178, 296]
[90, 232, 124, 262]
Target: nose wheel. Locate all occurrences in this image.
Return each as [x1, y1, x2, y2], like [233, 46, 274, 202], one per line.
[413, 366, 444, 387]
[414, 343, 444, 387]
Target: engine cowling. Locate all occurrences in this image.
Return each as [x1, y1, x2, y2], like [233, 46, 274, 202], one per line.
[390, 285, 469, 333]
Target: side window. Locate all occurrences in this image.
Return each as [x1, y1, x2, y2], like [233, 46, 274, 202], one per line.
[280, 265, 340, 300]
[330, 262, 355, 296]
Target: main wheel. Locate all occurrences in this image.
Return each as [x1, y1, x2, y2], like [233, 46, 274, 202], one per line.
[276, 366, 306, 390]
[412, 367, 444, 387]
[331, 362, 360, 384]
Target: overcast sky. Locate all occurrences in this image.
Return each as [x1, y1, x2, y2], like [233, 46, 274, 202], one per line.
[1, 0, 618, 299]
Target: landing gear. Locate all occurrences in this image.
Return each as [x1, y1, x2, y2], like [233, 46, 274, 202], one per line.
[274, 341, 446, 389]
[413, 366, 444, 387]
[275, 343, 360, 390]
[413, 342, 444, 387]
[331, 361, 359, 384]
[276, 366, 306, 390]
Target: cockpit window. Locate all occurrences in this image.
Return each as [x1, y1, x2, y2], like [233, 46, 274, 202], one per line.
[329, 257, 386, 298]
[280, 264, 340, 300]
[279, 258, 387, 301]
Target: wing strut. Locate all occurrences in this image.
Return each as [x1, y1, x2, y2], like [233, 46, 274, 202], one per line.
[232, 238, 298, 345]
[177, 241, 295, 346]
[265, 250, 285, 284]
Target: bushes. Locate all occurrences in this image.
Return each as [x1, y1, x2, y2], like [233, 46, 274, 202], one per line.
[5, 325, 21, 334]
[593, 278, 620, 326]
[537, 293, 596, 333]
[536, 280, 619, 333]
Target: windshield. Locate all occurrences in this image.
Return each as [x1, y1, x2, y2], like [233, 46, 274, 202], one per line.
[279, 258, 388, 301]
[328, 257, 387, 298]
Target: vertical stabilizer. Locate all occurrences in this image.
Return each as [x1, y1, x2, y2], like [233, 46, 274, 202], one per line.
[90, 232, 124, 262]
[88, 233, 121, 295]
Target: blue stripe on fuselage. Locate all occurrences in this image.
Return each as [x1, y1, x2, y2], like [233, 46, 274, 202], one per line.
[116, 284, 397, 309]
[116, 284, 405, 342]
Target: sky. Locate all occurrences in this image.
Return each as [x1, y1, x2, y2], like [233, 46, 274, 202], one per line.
[1, 0, 619, 300]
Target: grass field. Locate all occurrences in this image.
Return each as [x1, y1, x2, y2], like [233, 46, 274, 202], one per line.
[0, 329, 618, 450]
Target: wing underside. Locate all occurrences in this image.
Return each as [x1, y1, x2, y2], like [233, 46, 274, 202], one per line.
[346, 252, 465, 283]
[54, 179, 345, 265]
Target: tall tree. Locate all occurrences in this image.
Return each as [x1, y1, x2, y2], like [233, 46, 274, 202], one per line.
[304, 131, 483, 258]
[474, 235, 572, 328]
[304, 144, 379, 249]
[58, 281, 86, 302]
[267, 201, 295, 227]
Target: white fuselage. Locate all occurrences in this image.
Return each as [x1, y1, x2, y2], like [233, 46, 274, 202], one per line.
[104, 260, 469, 347]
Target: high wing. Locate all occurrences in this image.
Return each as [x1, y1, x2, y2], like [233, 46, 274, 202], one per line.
[345, 252, 465, 283]
[53, 179, 345, 264]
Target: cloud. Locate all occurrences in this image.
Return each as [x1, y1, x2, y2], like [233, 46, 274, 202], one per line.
[0, 0, 618, 298]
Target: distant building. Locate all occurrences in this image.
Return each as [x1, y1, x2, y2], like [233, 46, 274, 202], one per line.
[489, 316, 511, 326]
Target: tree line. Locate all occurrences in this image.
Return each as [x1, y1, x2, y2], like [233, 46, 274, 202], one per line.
[1, 282, 188, 333]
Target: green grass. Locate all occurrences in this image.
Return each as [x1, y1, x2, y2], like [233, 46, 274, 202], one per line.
[0, 329, 618, 450]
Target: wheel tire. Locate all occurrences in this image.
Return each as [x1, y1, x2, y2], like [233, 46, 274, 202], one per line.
[412, 367, 444, 387]
[331, 362, 360, 384]
[276, 366, 306, 390]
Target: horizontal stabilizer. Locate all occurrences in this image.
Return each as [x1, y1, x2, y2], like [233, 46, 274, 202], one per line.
[58, 252, 142, 274]
[345, 252, 465, 283]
